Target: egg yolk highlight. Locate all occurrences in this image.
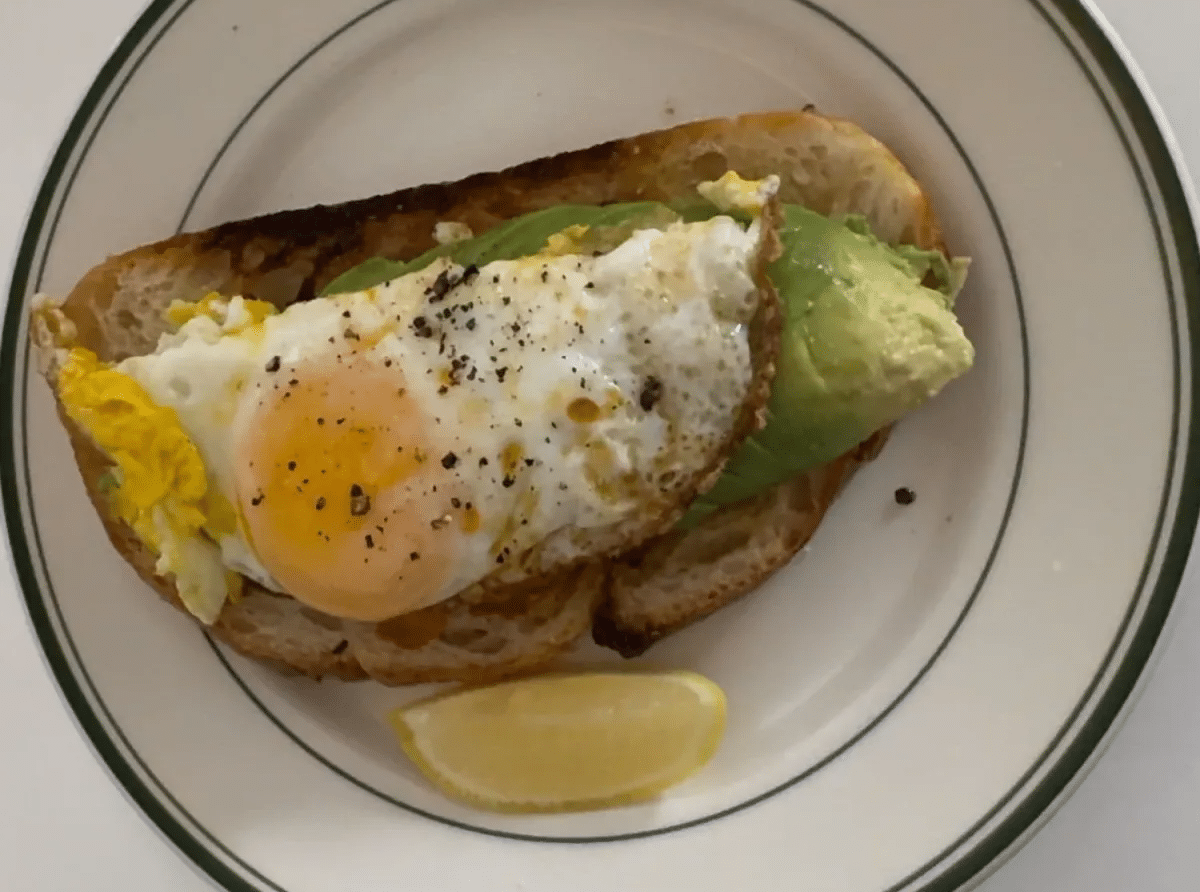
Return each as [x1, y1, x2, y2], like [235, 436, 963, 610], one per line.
[236, 356, 460, 621]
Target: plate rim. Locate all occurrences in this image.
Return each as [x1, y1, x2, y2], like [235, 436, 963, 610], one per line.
[2, 0, 1197, 890]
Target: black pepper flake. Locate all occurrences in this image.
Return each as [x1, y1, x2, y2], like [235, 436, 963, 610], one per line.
[430, 516, 450, 530]
[438, 385, 449, 395]
[250, 494, 264, 506]
[502, 475, 516, 488]
[441, 452, 458, 469]
[451, 497, 462, 508]
[337, 418, 345, 425]
[315, 496, 326, 511]
[510, 322, 521, 334]
[502, 296, 511, 306]
[496, 367, 508, 382]
[342, 310, 351, 318]
[384, 358, 393, 367]
[479, 457, 489, 467]
[410, 551, 420, 561]
[894, 487, 916, 506]
[412, 316, 434, 338]
[264, 356, 281, 372]
[343, 328, 360, 341]
[514, 418, 523, 428]
[349, 484, 371, 516]
[540, 269, 549, 283]
[639, 376, 663, 411]
[425, 267, 462, 302]
[524, 458, 535, 467]
[465, 318, 476, 331]
[496, 554, 506, 564]
[331, 640, 348, 655]
[461, 264, 479, 284]
[364, 534, 375, 549]
[317, 417, 325, 425]
[287, 460, 297, 471]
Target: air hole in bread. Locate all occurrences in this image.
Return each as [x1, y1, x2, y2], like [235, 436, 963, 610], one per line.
[691, 149, 729, 182]
[299, 606, 343, 631]
[441, 626, 494, 650]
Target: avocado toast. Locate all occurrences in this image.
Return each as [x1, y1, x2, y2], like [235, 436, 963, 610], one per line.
[31, 109, 973, 684]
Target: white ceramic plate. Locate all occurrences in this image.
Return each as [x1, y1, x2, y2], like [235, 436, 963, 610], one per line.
[4, 0, 1198, 890]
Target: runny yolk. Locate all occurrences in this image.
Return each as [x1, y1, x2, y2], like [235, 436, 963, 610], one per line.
[235, 356, 459, 621]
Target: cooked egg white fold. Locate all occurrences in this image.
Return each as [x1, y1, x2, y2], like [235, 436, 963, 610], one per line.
[57, 177, 777, 625]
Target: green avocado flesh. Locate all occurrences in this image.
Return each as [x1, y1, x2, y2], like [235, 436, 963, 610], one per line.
[321, 198, 974, 525]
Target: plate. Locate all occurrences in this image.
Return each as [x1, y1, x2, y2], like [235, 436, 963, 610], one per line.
[3, 0, 1197, 890]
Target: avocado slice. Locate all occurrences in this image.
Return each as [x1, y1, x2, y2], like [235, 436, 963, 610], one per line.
[320, 202, 680, 296]
[321, 196, 974, 523]
[680, 206, 971, 525]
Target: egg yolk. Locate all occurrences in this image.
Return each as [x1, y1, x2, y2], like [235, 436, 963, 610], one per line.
[236, 356, 459, 621]
[57, 348, 209, 550]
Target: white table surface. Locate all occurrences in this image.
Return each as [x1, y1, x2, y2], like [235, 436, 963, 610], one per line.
[2, 0, 1199, 889]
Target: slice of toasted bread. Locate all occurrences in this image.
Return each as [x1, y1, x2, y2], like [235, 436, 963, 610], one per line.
[593, 431, 890, 657]
[34, 109, 950, 684]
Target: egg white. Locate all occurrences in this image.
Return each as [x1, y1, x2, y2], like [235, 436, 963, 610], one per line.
[118, 212, 767, 621]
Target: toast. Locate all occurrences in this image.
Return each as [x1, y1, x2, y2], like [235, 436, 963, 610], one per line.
[33, 109, 949, 683]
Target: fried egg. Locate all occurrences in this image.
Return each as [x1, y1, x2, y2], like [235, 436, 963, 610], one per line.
[59, 201, 773, 625]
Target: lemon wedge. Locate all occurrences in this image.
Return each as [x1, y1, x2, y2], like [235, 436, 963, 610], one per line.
[389, 670, 727, 813]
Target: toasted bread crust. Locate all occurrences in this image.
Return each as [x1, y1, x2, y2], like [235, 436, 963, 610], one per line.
[38, 109, 951, 683]
[71, 111, 938, 322]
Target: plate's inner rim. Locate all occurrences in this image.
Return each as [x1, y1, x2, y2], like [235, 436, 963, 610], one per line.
[183, 0, 1029, 846]
[0, 1, 1194, 891]
[14, 0, 1033, 850]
